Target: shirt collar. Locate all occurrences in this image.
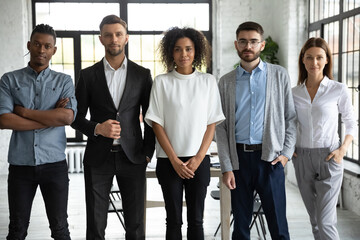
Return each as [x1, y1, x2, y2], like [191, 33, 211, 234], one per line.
[237, 59, 266, 76]
[26, 63, 51, 77]
[103, 56, 127, 71]
[302, 75, 330, 88]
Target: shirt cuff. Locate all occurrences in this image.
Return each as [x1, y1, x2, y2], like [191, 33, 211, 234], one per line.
[281, 153, 291, 161]
[94, 123, 99, 136]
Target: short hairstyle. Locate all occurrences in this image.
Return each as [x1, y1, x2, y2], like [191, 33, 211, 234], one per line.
[99, 15, 127, 32]
[236, 21, 264, 39]
[298, 37, 333, 85]
[158, 27, 211, 72]
[30, 24, 57, 44]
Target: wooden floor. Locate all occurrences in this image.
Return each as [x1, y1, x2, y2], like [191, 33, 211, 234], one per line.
[0, 172, 360, 240]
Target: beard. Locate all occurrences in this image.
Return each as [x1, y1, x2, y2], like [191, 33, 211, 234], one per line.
[106, 45, 123, 56]
[237, 49, 261, 63]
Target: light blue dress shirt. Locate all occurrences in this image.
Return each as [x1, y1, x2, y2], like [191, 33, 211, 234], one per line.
[235, 60, 267, 144]
[0, 65, 77, 166]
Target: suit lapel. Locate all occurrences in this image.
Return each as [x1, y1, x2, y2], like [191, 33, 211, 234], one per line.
[118, 60, 136, 112]
[95, 59, 117, 111]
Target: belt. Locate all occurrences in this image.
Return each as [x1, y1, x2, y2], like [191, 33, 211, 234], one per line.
[110, 145, 123, 153]
[237, 143, 262, 152]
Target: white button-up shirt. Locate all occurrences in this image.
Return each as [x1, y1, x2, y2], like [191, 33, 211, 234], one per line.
[103, 57, 127, 145]
[292, 76, 356, 151]
[103, 57, 127, 110]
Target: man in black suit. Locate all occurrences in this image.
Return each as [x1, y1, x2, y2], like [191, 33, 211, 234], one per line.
[71, 15, 155, 240]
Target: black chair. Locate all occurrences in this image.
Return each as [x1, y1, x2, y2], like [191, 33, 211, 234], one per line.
[108, 182, 125, 229]
[250, 193, 266, 239]
[210, 190, 266, 239]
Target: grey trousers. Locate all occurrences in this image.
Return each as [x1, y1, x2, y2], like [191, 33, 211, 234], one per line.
[293, 147, 343, 240]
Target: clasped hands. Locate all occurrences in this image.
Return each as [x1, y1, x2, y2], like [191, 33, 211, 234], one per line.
[171, 155, 202, 179]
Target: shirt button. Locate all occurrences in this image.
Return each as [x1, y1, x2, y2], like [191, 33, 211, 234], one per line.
[34, 144, 37, 147]
[251, 92, 254, 94]
[36, 93, 39, 96]
[251, 122, 254, 125]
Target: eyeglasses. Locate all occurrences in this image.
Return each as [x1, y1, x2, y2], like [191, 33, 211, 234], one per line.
[236, 39, 262, 48]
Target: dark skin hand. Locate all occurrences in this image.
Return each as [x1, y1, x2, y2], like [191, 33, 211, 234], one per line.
[14, 98, 70, 116]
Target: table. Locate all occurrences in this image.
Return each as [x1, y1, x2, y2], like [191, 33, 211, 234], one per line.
[145, 167, 231, 239]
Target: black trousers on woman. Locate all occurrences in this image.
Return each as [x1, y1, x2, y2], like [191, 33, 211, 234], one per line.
[156, 156, 210, 240]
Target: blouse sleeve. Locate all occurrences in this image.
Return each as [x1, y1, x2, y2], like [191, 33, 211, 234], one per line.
[338, 83, 356, 137]
[207, 75, 226, 126]
[144, 77, 164, 128]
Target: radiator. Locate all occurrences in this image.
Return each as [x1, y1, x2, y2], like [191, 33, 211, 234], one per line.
[65, 147, 85, 173]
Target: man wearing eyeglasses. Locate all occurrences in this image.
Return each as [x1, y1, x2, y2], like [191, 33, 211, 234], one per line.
[216, 21, 296, 240]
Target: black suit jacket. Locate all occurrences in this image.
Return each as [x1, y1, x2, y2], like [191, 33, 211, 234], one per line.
[71, 59, 155, 166]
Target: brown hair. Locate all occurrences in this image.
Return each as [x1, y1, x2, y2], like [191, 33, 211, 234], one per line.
[236, 21, 264, 40]
[99, 15, 127, 33]
[298, 37, 333, 85]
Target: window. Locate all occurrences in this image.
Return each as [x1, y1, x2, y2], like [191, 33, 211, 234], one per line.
[308, 0, 360, 163]
[32, 0, 212, 142]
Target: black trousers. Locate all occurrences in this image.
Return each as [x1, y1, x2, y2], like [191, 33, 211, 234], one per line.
[156, 156, 210, 240]
[7, 160, 70, 240]
[84, 149, 147, 240]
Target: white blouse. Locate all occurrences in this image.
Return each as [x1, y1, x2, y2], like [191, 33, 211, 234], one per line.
[292, 76, 356, 151]
[144, 70, 225, 158]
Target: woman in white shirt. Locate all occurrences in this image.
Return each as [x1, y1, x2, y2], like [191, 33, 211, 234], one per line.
[292, 37, 356, 240]
[144, 27, 224, 240]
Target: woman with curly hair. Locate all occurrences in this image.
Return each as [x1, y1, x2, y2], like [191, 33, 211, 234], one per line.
[145, 27, 225, 240]
[292, 37, 356, 240]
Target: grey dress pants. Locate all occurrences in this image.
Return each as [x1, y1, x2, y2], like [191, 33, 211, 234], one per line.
[293, 147, 343, 240]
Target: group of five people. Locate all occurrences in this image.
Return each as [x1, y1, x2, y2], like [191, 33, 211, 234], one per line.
[0, 14, 356, 240]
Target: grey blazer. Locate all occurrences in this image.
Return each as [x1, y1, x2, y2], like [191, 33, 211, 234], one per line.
[215, 63, 297, 173]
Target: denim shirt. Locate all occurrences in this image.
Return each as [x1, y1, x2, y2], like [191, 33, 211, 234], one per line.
[0, 65, 77, 166]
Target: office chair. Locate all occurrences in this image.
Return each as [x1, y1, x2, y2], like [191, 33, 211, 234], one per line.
[108, 182, 125, 229]
[211, 190, 266, 239]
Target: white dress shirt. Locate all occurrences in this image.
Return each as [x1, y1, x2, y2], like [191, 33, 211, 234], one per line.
[292, 76, 356, 151]
[103, 57, 127, 145]
[103, 57, 127, 109]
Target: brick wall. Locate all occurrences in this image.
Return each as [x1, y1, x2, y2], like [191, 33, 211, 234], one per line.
[0, 0, 31, 175]
[212, 0, 307, 87]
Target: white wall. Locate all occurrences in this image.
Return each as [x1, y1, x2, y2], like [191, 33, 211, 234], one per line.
[0, 0, 31, 175]
[212, 0, 307, 86]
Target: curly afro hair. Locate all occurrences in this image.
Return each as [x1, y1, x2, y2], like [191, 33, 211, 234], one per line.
[158, 27, 211, 72]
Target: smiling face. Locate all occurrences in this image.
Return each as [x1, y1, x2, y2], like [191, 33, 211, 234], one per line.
[172, 37, 195, 75]
[235, 30, 265, 63]
[27, 32, 57, 72]
[302, 47, 328, 78]
[99, 23, 129, 58]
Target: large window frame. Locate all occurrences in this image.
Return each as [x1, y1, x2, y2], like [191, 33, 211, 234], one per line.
[32, 0, 212, 142]
[308, 0, 360, 164]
